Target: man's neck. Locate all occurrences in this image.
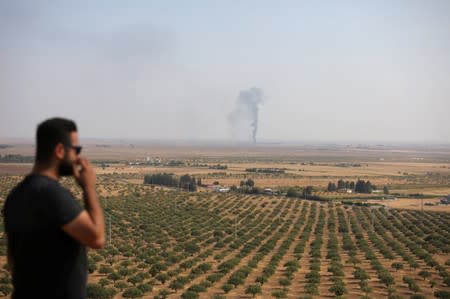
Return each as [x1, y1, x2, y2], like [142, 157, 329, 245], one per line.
[32, 163, 60, 181]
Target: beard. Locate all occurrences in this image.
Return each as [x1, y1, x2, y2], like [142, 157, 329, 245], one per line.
[58, 156, 74, 177]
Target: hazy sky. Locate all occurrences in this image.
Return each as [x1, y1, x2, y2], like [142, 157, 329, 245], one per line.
[1, 1, 449, 143]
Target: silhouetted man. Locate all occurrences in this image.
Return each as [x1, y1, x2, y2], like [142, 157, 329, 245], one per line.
[3, 117, 105, 298]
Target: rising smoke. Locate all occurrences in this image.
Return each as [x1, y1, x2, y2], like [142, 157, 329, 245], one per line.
[228, 87, 264, 143]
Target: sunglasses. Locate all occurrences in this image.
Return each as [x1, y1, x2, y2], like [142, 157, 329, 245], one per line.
[65, 144, 82, 155]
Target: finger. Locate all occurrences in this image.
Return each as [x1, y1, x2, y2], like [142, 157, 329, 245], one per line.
[78, 158, 88, 168]
[73, 164, 81, 179]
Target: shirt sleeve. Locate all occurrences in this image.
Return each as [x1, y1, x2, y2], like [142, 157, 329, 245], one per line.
[44, 184, 84, 227]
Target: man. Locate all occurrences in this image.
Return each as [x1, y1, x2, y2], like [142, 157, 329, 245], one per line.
[3, 118, 105, 298]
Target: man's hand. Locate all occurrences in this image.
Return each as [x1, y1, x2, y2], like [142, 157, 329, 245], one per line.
[66, 157, 105, 249]
[73, 157, 96, 190]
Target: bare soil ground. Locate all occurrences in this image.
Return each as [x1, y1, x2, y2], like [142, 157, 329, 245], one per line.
[368, 198, 450, 212]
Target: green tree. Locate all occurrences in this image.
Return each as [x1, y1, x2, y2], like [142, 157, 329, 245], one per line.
[305, 283, 319, 295]
[128, 275, 144, 286]
[137, 284, 152, 293]
[361, 285, 372, 296]
[169, 280, 184, 293]
[272, 288, 287, 298]
[222, 283, 233, 293]
[354, 267, 369, 280]
[98, 278, 110, 287]
[329, 282, 347, 297]
[180, 174, 197, 191]
[184, 242, 200, 255]
[88, 258, 98, 273]
[123, 287, 143, 299]
[379, 271, 395, 287]
[391, 262, 403, 271]
[181, 290, 199, 299]
[286, 188, 299, 198]
[107, 272, 121, 282]
[418, 270, 431, 281]
[303, 186, 313, 197]
[156, 289, 170, 299]
[435, 290, 450, 299]
[327, 182, 336, 192]
[86, 283, 116, 299]
[279, 278, 291, 287]
[114, 281, 128, 291]
[156, 273, 170, 284]
[0, 284, 12, 296]
[98, 265, 113, 275]
[245, 178, 255, 187]
[429, 279, 437, 288]
[150, 262, 167, 277]
[245, 284, 262, 298]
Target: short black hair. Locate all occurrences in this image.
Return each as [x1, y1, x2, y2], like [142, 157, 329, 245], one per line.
[35, 117, 77, 163]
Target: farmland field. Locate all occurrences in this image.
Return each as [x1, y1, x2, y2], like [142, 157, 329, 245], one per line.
[0, 143, 449, 298]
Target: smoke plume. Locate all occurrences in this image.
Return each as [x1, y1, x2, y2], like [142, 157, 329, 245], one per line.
[228, 87, 263, 143]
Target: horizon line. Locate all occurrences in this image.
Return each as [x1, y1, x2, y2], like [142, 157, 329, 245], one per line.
[1, 136, 450, 147]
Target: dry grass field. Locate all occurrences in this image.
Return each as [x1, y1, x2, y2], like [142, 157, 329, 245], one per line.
[2, 142, 450, 194]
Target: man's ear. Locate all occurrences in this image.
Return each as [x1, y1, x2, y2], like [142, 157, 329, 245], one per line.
[54, 143, 66, 160]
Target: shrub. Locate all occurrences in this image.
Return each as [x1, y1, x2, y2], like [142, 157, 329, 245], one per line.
[222, 283, 233, 293]
[181, 291, 199, 299]
[434, 290, 450, 299]
[329, 282, 347, 297]
[392, 262, 403, 271]
[123, 287, 143, 299]
[379, 271, 395, 286]
[418, 270, 431, 280]
[245, 284, 262, 298]
[137, 284, 152, 293]
[188, 284, 207, 293]
[305, 283, 319, 295]
[114, 281, 128, 291]
[0, 284, 12, 296]
[156, 273, 169, 284]
[279, 278, 291, 286]
[272, 288, 288, 298]
[86, 283, 116, 299]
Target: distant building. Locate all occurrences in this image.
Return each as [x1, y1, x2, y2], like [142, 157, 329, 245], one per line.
[337, 188, 353, 194]
[218, 187, 230, 193]
[210, 185, 230, 193]
[263, 188, 273, 195]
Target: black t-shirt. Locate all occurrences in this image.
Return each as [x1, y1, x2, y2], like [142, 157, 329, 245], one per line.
[3, 174, 86, 299]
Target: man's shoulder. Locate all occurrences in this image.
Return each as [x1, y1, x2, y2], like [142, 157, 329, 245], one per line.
[26, 173, 58, 185]
[25, 174, 69, 192]
[6, 174, 71, 204]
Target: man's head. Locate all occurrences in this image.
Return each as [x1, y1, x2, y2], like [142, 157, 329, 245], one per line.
[35, 118, 81, 176]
